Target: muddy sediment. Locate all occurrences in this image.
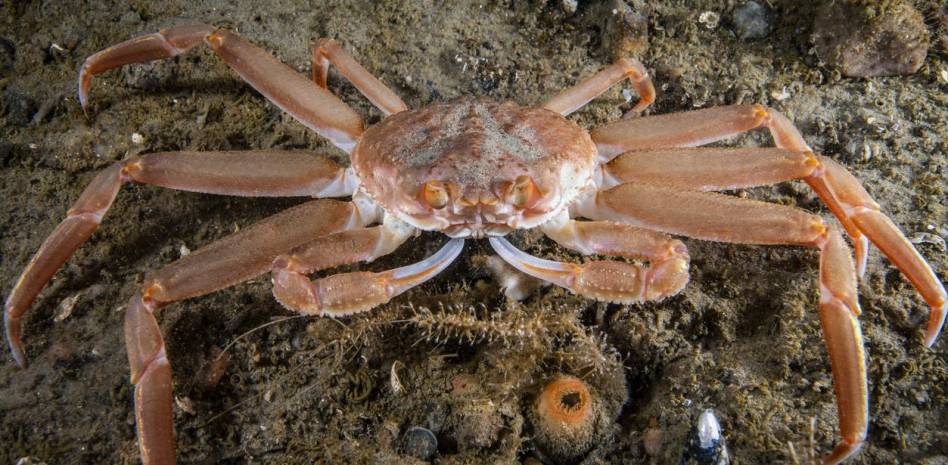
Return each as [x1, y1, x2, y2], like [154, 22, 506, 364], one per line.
[1, 1, 945, 464]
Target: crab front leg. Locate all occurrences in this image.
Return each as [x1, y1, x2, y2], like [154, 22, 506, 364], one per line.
[79, 24, 363, 151]
[123, 198, 365, 465]
[311, 38, 408, 116]
[579, 184, 866, 464]
[489, 212, 689, 303]
[4, 150, 355, 367]
[542, 57, 655, 116]
[591, 104, 947, 345]
[272, 225, 464, 315]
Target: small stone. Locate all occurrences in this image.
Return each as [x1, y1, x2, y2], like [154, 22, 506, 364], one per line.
[599, 0, 649, 59]
[560, 0, 578, 16]
[402, 426, 438, 461]
[812, 0, 929, 77]
[731, 1, 772, 40]
[698, 11, 720, 30]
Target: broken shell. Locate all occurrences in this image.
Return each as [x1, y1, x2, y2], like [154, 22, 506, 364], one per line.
[681, 409, 730, 465]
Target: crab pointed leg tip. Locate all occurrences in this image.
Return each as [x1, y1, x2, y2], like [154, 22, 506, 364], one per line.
[924, 302, 946, 348]
[4, 316, 27, 368]
[11, 344, 27, 368]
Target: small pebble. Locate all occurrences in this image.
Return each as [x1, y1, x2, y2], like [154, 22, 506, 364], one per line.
[560, 0, 578, 16]
[731, 1, 772, 40]
[698, 11, 720, 30]
[600, 0, 649, 59]
[402, 426, 438, 461]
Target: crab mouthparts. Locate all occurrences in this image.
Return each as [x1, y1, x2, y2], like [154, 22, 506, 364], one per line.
[443, 222, 512, 239]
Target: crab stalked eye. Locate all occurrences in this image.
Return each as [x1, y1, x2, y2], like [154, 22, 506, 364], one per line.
[422, 180, 450, 209]
[510, 175, 539, 209]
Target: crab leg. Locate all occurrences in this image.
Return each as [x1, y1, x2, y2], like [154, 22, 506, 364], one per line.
[600, 147, 818, 191]
[311, 38, 408, 116]
[542, 58, 655, 116]
[4, 151, 355, 367]
[591, 104, 946, 345]
[79, 24, 364, 151]
[123, 199, 364, 465]
[272, 234, 464, 316]
[581, 183, 866, 464]
[489, 212, 689, 303]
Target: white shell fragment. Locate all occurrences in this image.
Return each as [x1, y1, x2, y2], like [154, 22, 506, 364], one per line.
[681, 409, 730, 465]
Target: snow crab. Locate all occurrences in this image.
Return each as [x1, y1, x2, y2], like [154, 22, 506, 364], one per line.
[3, 24, 945, 465]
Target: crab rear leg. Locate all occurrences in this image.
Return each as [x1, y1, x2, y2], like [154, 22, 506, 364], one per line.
[79, 24, 364, 151]
[591, 104, 947, 345]
[311, 38, 408, 116]
[4, 151, 353, 367]
[582, 184, 866, 465]
[489, 214, 689, 303]
[542, 58, 655, 116]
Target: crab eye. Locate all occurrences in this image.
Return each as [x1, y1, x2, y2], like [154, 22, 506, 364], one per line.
[423, 180, 449, 209]
[510, 175, 538, 209]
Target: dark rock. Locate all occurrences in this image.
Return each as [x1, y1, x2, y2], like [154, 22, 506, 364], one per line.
[812, 0, 929, 77]
[402, 426, 438, 461]
[731, 1, 772, 40]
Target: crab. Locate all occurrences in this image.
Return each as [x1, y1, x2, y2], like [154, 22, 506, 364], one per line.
[3, 23, 945, 465]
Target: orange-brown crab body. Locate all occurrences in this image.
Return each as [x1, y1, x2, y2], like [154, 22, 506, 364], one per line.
[354, 99, 597, 238]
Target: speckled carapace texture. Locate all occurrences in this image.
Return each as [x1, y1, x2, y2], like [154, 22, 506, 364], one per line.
[1, 1, 945, 464]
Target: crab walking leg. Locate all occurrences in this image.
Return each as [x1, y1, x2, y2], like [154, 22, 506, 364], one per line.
[79, 24, 364, 151]
[5, 153, 355, 367]
[600, 147, 819, 191]
[819, 228, 869, 465]
[813, 156, 946, 346]
[542, 58, 655, 116]
[579, 184, 829, 246]
[311, 38, 408, 116]
[124, 199, 364, 465]
[580, 184, 867, 464]
[500, 212, 692, 302]
[591, 105, 855, 267]
[272, 237, 464, 316]
[592, 105, 947, 344]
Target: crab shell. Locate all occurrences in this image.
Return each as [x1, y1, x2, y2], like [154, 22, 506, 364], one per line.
[352, 99, 598, 238]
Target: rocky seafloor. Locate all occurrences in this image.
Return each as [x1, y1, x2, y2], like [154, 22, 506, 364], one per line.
[1, 1, 945, 464]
